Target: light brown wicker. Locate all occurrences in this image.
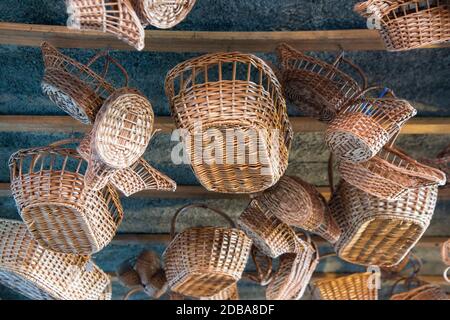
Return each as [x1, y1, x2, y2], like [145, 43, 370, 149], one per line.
[442, 239, 450, 266]
[163, 204, 252, 298]
[41, 42, 128, 124]
[131, 0, 196, 29]
[255, 176, 341, 244]
[313, 273, 378, 300]
[237, 200, 300, 258]
[275, 43, 367, 123]
[201, 283, 240, 301]
[67, 0, 145, 50]
[326, 87, 417, 163]
[391, 284, 449, 300]
[329, 181, 438, 267]
[243, 246, 273, 286]
[355, 0, 450, 52]
[9, 140, 124, 255]
[165, 52, 293, 194]
[0, 219, 111, 300]
[422, 143, 450, 188]
[339, 146, 447, 200]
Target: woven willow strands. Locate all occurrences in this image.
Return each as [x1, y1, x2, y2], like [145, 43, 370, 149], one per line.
[131, 0, 196, 29]
[355, 0, 450, 51]
[313, 273, 378, 300]
[67, 0, 145, 50]
[339, 146, 447, 200]
[329, 181, 437, 267]
[9, 140, 123, 255]
[163, 204, 252, 298]
[422, 143, 450, 188]
[243, 246, 274, 286]
[442, 240, 450, 266]
[41, 42, 127, 124]
[391, 284, 449, 300]
[255, 176, 341, 244]
[165, 52, 293, 194]
[0, 219, 111, 300]
[275, 43, 367, 123]
[200, 283, 240, 301]
[326, 87, 417, 163]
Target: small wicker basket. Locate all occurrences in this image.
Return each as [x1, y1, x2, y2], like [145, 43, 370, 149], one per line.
[67, 0, 145, 50]
[255, 176, 341, 244]
[0, 219, 111, 300]
[131, 0, 196, 29]
[276, 43, 367, 123]
[41, 42, 128, 124]
[326, 87, 417, 163]
[163, 204, 252, 298]
[391, 284, 449, 300]
[313, 272, 378, 300]
[355, 0, 450, 51]
[9, 140, 124, 255]
[165, 52, 293, 194]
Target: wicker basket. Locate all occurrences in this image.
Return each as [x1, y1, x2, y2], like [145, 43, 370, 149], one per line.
[67, 0, 145, 50]
[326, 87, 417, 163]
[201, 283, 240, 301]
[237, 200, 300, 258]
[0, 219, 111, 300]
[355, 0, 450, 52]
[243, 246, 274, 286]
[442, 239, 450, 266]
[163, 204, 252, 298]
[275, 43, 367, 123]
[255, 176, 341, 244]
[339, 146, 447, 200]
[9, 140, 124, 255]
[422, 143, 450, 188]
[41, 42, 128, 124]
[131, 0, 196, 29]
[391, 284, 449, 300]
[313, 273, 378, 300]
[165, 52, 293, 194]
[329, 181, 437, 267]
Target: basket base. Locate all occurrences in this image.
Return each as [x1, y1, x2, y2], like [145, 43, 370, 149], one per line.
[170, 273, 237, 298]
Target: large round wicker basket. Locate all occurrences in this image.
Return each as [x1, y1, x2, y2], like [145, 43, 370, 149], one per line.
[132, 0, 196, 29]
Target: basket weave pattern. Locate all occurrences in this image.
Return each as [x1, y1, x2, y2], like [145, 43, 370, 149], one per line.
[314, 273, 378, 300]
[132, 0, 196, 29]
[391, 284, 449, 300]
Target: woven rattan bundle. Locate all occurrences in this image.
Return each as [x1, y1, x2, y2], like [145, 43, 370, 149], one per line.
[329, 181, 437, 267]
[355, 0, 450, 51]
[275, 43, 367, 123]
[131, 0, 196, 29]
[165, 52, 293, 194]
[9, 140, 123, 255]
[255, 176, 341, 243]
[41, 42, 128, 124]
[0, 219, 111, 300]
[67, 0, 145, 50]
[313, 272, 378, 300]
[163, 204, 252, 298]
[339, 146, 446, 200]
[391, 284, 449, 300]
[326, 87, 417, 163]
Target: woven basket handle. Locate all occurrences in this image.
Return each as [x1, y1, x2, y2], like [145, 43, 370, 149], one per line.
[123, 286, 145, 300]
[388, 253, 425, 297]
[332, 51, 368, 90]
[355, 85, 397, 101]
[48, 138, 82, 148]
[170, 204, 236, 239]
[243, 246, 273, 285]
[86, 51, 129, 88]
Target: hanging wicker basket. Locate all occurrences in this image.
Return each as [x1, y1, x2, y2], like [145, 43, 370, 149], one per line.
[329, 181, 437, 267]
[391, 284, 449, 300]
[0, 219, 111, 300]
[163, 204, 252, 298]
[255, 176, 341, 243]
[67, 0, 145, 50]
[275, 43, 367, 123]
[326, 87, 417, 163]
[339, 146, 446, 200]
[41, 42, 128, 124]
[165, 52, 293, 194]
[131, 0, 196, 29]
[442, 239, 450, 266]
[9, 140, 124, 255]
[313, 272, 379, 300]
[355, 0, 450, 52]
[422, 143, 450, 188]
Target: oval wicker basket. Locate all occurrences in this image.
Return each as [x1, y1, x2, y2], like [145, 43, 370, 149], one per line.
[163, 204, 252, 298]
[67, 0, 145, 50]
[313, 272, 378, 300]
[355, 0, 450, 52]
[329, 181, 437, 267]
[326, 87, 417, 163]
[255, 176, 341, 243]
[276, 43, 367, 123]
[391, 284, 449, 300]
[132, 0, 196, 29]
[442, 239, 450, 266]
[0, 219, 111, 300]
[165, 52, 293, 194]
[339, 146, 447, 200]
[9, 141, 124, 255]
[41, 42, 128, 124]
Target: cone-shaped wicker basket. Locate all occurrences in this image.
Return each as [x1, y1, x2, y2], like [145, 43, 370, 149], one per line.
[275, 43, 367, 123]
[355, 0, 450, 51]
[391, 284, 449, 300]
[165, 52, 293, 194]
[0, 219, 111, 300]
[313, 272, 379, 300]
[163, 204, 252, 298]
[9, 140, 123, 255]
